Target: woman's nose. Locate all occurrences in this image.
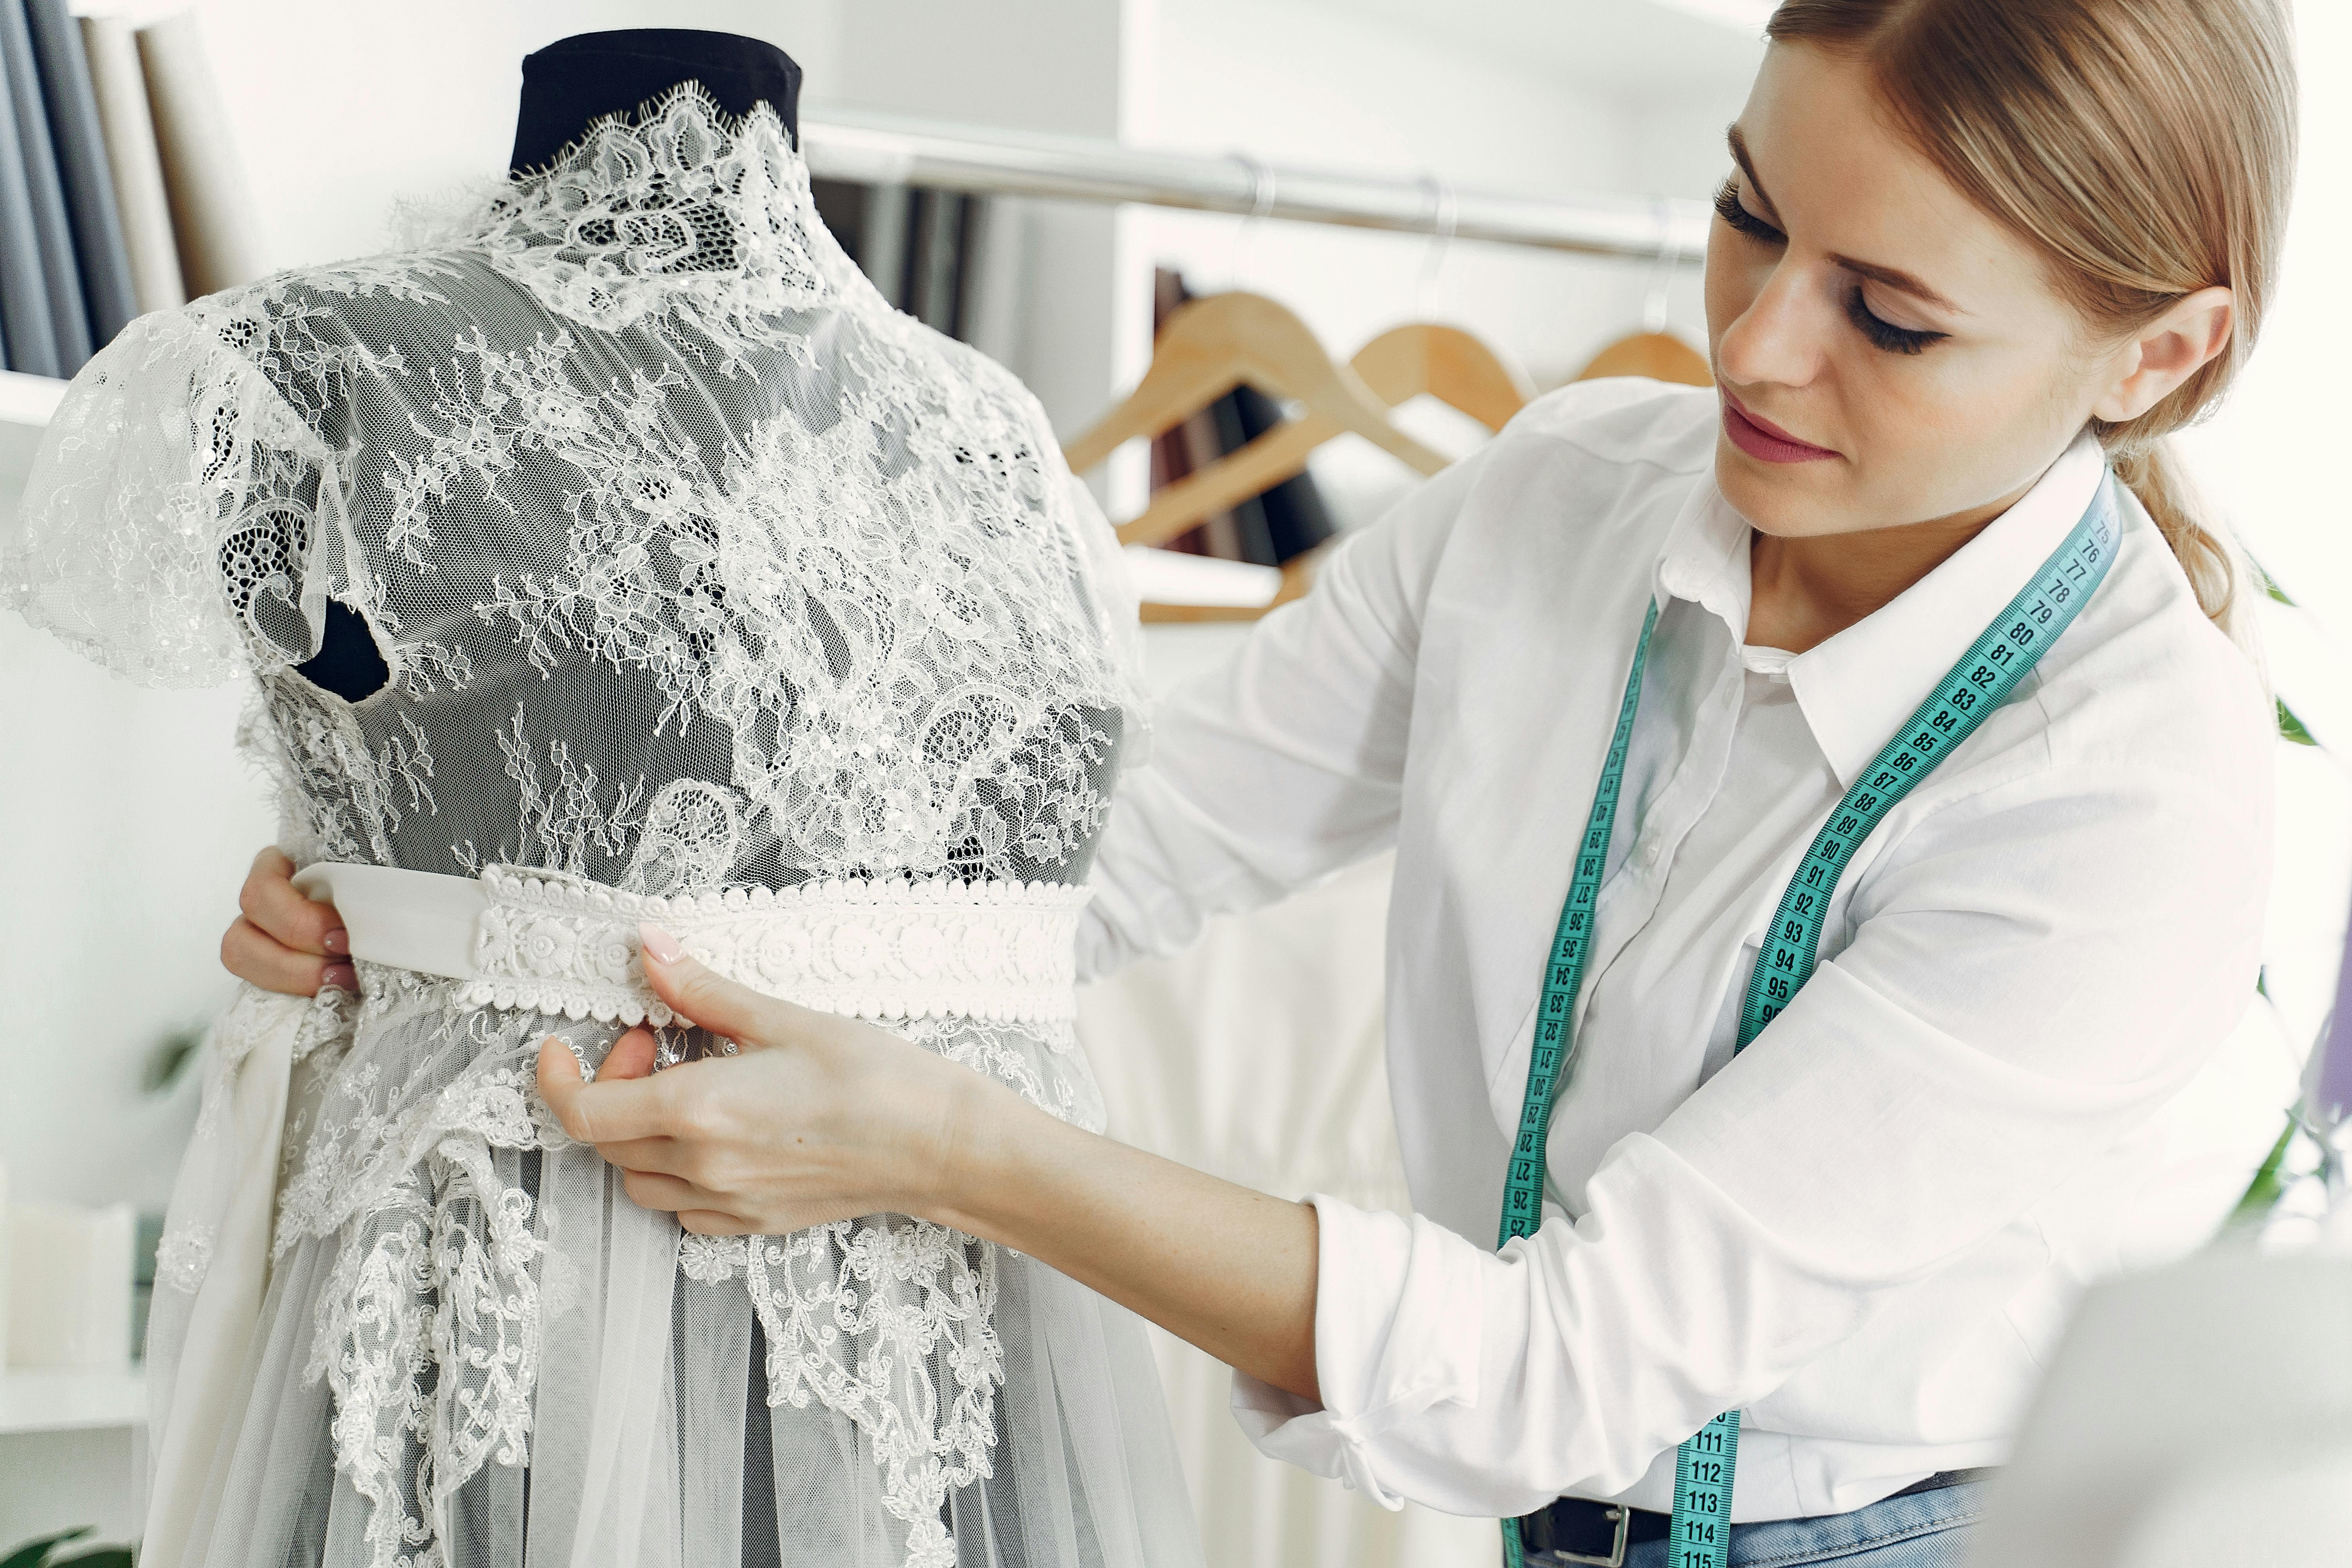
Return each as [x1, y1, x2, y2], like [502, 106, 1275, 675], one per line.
[1714, 259, 1832, 393]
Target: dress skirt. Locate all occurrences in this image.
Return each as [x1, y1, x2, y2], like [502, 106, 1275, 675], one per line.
[149, 962, 1202, 1568]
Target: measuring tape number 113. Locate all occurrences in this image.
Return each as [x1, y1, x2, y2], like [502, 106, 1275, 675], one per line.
[1498, 483, 2117, 1568]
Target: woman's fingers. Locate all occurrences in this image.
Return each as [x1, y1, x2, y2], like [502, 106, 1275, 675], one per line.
[239, 846, 346, 956]
[678, 1210, 755, 1236]
[595, 1132, 695, 1178]
[536, 1035, 689, 1145]
[599, 1027, 661, 1082]
[619, 1168, 705, 1214]
[619, 1173, 760, 1234]
[635, 924, 821, 1047]
[221, 915, 339, 998]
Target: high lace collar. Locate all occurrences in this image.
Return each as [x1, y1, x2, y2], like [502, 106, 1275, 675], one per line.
[455, 83, 849, 335]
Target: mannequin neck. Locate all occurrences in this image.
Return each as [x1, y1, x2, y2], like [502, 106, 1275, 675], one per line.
[509, 28, 801, 175]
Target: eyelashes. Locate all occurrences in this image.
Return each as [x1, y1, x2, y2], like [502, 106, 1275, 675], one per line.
[1712, 176, 1782, 245]
[1711, 177, 1949, 357]
[1840, 286, 1944, 356]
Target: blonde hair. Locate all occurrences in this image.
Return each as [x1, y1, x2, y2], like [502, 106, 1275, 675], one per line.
[1766, 0, 2298, 644]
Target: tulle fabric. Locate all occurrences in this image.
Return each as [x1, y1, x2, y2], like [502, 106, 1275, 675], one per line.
[167, 966, 1197, 1568]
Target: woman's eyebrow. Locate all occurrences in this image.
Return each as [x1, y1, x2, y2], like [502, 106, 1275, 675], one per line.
[1725, 124, 1783, 224]
[1833, 255, 1967, 316]
[1725, 122, 1968, 317]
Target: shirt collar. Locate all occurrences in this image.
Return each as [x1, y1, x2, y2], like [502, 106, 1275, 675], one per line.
[1661, 428, 2109, 789]
[1655, 471, 1752, 631]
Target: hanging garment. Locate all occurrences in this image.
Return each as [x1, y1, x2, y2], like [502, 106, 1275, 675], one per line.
[3, 86, 1194, 1568]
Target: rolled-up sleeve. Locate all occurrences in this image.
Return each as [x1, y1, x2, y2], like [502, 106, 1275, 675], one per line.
[1230, 755, 2269, 1517]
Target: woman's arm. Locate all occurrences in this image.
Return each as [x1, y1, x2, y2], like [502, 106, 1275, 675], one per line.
[1076, 448, 1486, 979]
[541, 926, 1322, 1399]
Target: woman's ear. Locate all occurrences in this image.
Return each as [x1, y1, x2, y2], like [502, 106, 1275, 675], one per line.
[2091, 285, 2234, 424]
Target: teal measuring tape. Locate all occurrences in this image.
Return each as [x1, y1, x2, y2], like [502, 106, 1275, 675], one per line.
[1498, 483, 2118, 1568]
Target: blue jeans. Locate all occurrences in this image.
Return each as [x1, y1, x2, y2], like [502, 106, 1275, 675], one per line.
[1623, 1480, 1984, 1566]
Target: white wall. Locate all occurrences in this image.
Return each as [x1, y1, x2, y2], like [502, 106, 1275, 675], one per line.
[2176, 0, 2352, 1054]
[0, 619, 269, 1208]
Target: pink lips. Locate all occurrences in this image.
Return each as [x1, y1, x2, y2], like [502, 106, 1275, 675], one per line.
[1720, 390, 1838, 464]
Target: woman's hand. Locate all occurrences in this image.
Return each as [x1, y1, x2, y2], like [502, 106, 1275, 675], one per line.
[221, 847, 352, 995]
[541, 924, 1325, 1401]
[536, 924, 988, 1236]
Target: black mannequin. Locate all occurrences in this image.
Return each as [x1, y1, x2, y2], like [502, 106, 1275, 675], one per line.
[295, 30, 802, 704]
[508, 28, 801, 171]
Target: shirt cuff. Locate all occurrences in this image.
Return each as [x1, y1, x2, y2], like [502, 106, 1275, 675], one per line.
[1226, 1194, 1486, 1509]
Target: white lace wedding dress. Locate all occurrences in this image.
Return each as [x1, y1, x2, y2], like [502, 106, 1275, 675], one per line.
[3, 89, 1198, 1568]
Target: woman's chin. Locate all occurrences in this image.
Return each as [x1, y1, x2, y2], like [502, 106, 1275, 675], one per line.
[1713, 439, 1856, 537]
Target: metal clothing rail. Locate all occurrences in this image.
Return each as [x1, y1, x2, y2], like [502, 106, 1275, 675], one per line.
[800, 109, 1712, 263]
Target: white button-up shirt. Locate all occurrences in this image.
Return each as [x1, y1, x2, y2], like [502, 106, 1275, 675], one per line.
[1076, 379, 2289, 1521]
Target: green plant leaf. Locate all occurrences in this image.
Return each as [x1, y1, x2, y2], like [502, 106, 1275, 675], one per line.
[2224, 1112, 2301, 1229]
[2252, 554, 2296, 605]
[2, 1528, 91, 1568]
[142, 1024, 207, 1094]
[2278, 698, 2318, 747]
[52, 1550, 134, 1568]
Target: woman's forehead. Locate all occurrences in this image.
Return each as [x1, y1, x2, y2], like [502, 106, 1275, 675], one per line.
[1737, 42, 2051, 314]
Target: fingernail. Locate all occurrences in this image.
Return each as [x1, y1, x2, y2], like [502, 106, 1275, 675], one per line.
[322, 927, 349, 956]
[322, 962, 358, 993]
[637, 923, 684, 965]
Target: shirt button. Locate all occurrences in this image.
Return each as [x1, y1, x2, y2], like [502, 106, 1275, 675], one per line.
[1639, 840, 1662, 867]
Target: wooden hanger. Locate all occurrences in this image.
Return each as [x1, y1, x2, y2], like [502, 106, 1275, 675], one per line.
[1350, 322, 1533, 435]
[1116, 321, 1529, 550]
[1114, 322, 1531, 623]
[1063, 291, 1449, 488]
[1573, 329, 1711, 387]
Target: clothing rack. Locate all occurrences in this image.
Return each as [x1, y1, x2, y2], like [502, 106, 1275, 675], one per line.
[801, 110, 1712, 263]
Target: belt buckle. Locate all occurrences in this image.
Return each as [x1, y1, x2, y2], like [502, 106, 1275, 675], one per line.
[1535, 1503, 1629, 1568]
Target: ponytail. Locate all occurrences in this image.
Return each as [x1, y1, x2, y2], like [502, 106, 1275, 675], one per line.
[2107, 437, 2258, 655]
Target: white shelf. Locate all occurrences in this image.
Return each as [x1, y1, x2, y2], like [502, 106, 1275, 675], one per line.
[0, 1368, 146, 1437]
[0, 367, 65, 428]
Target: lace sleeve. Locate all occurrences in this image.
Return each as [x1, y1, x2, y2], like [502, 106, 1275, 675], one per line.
[1051, 461, 1153, 768]
[3, 306, 336, 687]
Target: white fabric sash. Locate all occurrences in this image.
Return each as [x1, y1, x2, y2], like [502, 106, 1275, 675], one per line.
[292, 862, 1093, 1026]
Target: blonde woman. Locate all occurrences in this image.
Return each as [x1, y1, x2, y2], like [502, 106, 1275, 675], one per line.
[225, 2, 2296, 1562]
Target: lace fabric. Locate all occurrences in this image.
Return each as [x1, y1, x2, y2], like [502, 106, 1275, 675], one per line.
[462, 866, 1096, 1027]
[6, 87, 1189, 1568]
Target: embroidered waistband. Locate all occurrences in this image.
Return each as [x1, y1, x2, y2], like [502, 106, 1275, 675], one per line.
[290, 862, 1092, 1026]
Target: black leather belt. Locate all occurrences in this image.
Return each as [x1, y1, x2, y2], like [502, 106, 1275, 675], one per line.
[1516, 1468, 1996, 1567]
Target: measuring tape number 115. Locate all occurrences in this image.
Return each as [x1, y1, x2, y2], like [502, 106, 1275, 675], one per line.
[1499, 484, 2117, 1568]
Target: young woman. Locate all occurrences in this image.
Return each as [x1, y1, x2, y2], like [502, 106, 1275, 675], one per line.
[224, 1, 2296, 1562]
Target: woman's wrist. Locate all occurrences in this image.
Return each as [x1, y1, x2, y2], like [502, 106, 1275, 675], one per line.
[904, 1061, 1325, 1401]
[917, 1064, 1044, 1242]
